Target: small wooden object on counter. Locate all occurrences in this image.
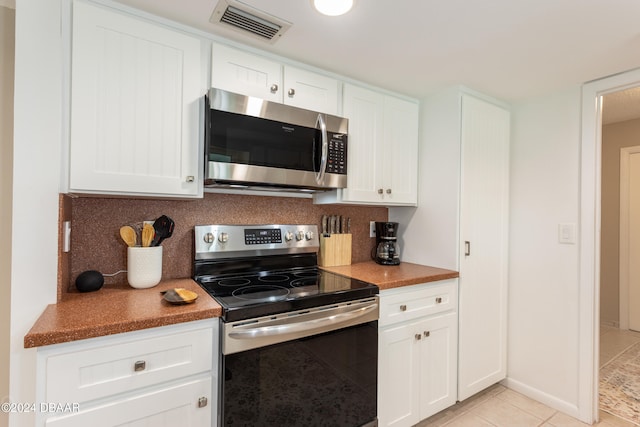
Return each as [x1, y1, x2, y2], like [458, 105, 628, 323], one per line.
[319, 233, 352, 267]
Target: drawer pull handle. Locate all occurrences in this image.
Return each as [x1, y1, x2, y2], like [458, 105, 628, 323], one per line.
[436, 297, 443, 304]
[134, 360, 146, 372]
[400, 304, 407, 312]
[424, 331, 430, 338]
[198, 397, 208, 408]
[415, 334, 422, 341]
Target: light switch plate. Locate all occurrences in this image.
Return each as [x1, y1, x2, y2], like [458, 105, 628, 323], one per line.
[558, 223, 577, 244]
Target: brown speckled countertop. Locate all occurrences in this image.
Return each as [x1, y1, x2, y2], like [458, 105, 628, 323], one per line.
[24, 279, 221, 348]
[322, 261, 459, 290]
[25, 262, 456, 348]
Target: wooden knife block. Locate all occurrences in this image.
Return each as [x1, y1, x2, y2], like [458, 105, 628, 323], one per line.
[319, 234, 352, 267]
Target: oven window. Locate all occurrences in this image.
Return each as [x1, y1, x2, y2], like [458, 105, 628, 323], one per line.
[221, 321, 378, 426]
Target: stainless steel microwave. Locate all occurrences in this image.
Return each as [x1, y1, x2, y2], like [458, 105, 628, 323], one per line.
[204, 88, 348, 192]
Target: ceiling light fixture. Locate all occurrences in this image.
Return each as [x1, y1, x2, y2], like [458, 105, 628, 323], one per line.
[312, 0, 354, 16]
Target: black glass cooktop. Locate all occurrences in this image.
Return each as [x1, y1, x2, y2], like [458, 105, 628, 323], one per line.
[195, 266, 378, 322]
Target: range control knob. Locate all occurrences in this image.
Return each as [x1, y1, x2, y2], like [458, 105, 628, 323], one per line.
[203, 233, 214, 244]
[218, 232, 228, 243]
[305, 231, 314, 241]
[296, 231, 305, 241]
[284, 231, 294, 242]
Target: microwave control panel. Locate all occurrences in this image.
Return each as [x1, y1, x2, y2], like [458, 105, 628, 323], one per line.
[327, 134, 347, 175]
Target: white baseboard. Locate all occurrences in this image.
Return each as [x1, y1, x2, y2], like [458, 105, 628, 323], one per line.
[600, 319, 620, 328]
[501, 378, 590, 423]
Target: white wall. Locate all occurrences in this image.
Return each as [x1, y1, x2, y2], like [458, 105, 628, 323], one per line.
[390, 87, 462, 270]
[10, 0, 62, 425]
[505, 86, 584, 417]
[393, 84, 589, 420]
[1, 5, 15, 427]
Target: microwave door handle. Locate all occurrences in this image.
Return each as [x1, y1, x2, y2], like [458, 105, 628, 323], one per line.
[315, 113, 328, 184]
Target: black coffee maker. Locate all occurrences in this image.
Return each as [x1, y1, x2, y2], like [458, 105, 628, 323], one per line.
[373, 222, 400, 265]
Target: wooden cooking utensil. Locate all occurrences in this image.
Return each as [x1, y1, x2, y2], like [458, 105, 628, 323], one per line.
[142, 223, 155, 248]
[119, 226, 137, 247]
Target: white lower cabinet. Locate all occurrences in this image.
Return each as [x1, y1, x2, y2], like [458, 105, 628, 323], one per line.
[378, 280, 458, 427]
[44, 378, 211, 427]
[36, 320, 217, 427]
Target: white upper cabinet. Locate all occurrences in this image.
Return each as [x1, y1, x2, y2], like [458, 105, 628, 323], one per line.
[211, 42, 282, 102]
[282, 66, 339, 114]
[68, 1, 204, 198]
[315, 84, 419, 206]
[211, 42, 339, 115]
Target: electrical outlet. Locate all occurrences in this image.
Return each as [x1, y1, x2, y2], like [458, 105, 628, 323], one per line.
[370, 221, 376, 238]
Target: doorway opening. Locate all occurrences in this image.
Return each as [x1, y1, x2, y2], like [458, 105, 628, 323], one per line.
[581, 68, 640, 424]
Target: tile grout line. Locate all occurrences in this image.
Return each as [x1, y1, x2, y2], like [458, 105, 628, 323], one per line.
[538, 409, 559, 427]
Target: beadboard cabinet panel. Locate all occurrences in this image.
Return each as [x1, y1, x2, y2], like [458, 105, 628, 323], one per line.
[457, 94, 510, 400]
[69, 1, 203, 197]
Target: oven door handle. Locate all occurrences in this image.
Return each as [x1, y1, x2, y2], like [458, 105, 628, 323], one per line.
[229, 302, 377, 340]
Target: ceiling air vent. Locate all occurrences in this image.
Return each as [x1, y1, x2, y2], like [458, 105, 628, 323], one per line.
[210, 0, 292, 43]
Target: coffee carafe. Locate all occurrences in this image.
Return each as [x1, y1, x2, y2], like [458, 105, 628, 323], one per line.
[373, 222, 400, 265]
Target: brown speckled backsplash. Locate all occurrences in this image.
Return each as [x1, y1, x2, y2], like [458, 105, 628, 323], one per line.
[65, 193, 387, 296]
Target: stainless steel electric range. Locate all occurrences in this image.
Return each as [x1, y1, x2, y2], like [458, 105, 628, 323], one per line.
[194, 224, 379, 427]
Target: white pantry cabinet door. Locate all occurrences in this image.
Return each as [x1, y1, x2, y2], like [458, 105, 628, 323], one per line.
[457, 94, 510, 401]
[211, 41, 282, 102]
[283, 66, 339, 115]
[382, 96, 419, 205]
[69, 1, 203, 197]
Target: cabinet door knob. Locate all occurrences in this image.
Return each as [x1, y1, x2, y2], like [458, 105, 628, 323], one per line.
[400, 304, 407, 311]
[435, 297, 442, 304]
[415, 334, 422, 340]
[378, 188, 384, 194]
[270, 84, 279, 93]
[186, 175, 195, 183]
[198, 397, 208, 408]
[288, 88, 295, 97]
[134, 360, 146, 372]
[386, 189, 392, 194]
[424, 331, 430, 338]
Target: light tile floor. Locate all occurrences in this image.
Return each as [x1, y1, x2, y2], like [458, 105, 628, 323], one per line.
[416, 326, 640, 427]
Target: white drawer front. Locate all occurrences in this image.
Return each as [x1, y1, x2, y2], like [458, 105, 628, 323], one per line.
[45, 376, 212, 427]
[45, 326, 213, 404]
[379, 279, 457, 327]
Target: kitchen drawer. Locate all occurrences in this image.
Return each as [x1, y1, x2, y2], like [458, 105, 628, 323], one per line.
[379, 279, 457, 327]
[45, 376, 212, 427]
[43, 321, 213, 404]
